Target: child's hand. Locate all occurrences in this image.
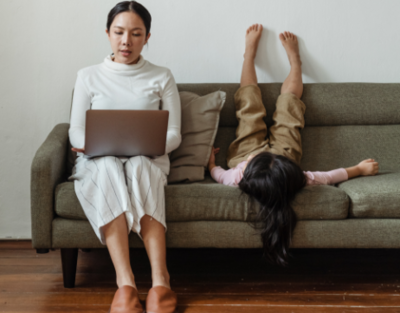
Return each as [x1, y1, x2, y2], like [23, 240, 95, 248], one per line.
[208, 147, 220, 168]
[357, 159, 379, 176]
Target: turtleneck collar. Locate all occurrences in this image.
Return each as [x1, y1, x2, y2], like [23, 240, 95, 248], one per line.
[102, 54, 146, 76]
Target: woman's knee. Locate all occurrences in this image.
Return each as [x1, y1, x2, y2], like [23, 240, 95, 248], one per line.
[87, 156, 124, 179]
[95, 156, 122, 168]
[126, 155, 151, 170]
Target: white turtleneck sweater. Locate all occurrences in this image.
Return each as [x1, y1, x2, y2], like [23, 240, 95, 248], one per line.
[69, 55, 181, 175]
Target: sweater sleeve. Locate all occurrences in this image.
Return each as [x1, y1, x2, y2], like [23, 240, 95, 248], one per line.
[211, 166, 242, 187]
[305, 168, 348, 186]
[68, 74, 91, 149]
[161, 70, 181, 154]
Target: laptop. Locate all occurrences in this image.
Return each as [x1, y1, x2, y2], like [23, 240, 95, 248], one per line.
[85, 110, 169, 158]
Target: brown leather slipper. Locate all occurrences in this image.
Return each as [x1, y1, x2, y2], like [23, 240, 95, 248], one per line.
[146, 286, 178, 313]
[109, 285, 144, 313]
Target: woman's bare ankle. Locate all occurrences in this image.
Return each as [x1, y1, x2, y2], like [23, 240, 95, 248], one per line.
[152, 270, 171, 289]
[117, 273, 137, 289]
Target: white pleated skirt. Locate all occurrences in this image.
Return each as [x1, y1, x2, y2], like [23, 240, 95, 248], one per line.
[68, 154, 167, 245]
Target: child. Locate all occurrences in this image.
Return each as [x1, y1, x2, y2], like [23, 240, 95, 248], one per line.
[208, 24, 379, 266]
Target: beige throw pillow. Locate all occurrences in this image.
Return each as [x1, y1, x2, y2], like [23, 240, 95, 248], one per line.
[168, 91, 226, 183]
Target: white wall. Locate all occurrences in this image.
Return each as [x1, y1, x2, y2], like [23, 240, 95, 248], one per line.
[0, 0, 399, 239]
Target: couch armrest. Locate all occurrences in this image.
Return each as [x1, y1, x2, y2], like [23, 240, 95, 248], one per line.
[31, 123, 70, 248]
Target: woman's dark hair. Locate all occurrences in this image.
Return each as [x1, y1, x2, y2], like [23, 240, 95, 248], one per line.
[238, 152, 307, 266]
[107, 1, 152, 36]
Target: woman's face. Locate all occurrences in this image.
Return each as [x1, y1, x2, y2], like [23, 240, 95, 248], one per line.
[106, 11, 150, 64]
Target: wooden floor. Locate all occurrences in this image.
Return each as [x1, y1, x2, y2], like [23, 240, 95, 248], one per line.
[1, 241, 400, 312]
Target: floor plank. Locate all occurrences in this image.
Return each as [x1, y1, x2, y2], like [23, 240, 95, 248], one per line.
[2, 274, 400, 294]
[2, 292, 400, 306]
[1, 241, 400, 312]
[3, 306, 400, 313]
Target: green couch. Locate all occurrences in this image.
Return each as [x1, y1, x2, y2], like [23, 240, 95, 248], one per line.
[31, 83, 400, 288]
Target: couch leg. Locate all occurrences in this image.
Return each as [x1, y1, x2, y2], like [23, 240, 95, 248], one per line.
[36, 249, 49, 254]
[61, 248, 78, 288]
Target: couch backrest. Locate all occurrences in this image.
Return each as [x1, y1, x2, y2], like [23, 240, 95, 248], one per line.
[178, 83, 400, 172]
[66, 83, 400, 176]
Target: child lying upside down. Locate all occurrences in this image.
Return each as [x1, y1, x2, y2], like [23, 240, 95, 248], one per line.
[208, 24, 379, 266]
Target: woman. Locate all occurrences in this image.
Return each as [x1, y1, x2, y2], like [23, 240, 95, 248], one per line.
[69, 1, 180, 312]
[208, 24, 379, 266]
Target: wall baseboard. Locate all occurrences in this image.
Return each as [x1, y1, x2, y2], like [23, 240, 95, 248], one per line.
[0, 240, 32, 249]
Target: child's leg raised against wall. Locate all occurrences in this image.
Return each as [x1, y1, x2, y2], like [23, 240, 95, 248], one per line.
[268, 32, 306, 165]
[227, 24, 270, 168]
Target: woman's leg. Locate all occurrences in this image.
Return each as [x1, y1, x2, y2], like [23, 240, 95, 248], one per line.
[124, 156, 170, 288]
[141, 217, 178, 313]
[140, 216, 170, 288]
[227, 24, 270, 168]
[103, 214, 136, 289]
[72, 156, 136, 289]
[268, 32, 306, 164]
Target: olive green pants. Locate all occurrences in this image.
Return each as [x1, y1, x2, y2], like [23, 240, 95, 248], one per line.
[227, 85, 306, 168]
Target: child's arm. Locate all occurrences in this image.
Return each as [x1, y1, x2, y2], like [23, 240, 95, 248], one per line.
[208, 147, 220, 172]
[208, 147, 240, 186]
[306, 159, 379, 186]
[345, 159, 379, 179]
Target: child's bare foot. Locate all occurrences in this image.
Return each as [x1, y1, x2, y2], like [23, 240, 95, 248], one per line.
[279, 31, 301, 67]
[244, 24, 263, 60]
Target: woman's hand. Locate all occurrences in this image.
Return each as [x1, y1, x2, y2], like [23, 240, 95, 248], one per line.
[71, 147, 85, 154]
[208, 147, 220, 171]
[357, 159, 379, 176]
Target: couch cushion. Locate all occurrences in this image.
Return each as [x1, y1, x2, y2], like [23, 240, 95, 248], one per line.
[338, 171, 400, 218]
[168, 91, 226, 183]
[55, 179, 349, 222]
[292, 185, 349, 220]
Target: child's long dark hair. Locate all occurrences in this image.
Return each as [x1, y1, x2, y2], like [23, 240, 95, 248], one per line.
[238, 152, 307, 266]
